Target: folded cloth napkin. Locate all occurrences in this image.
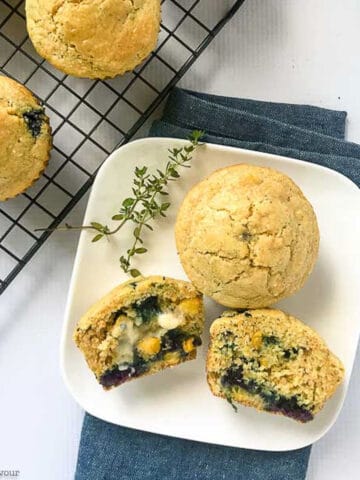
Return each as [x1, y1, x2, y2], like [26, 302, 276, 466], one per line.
[75, 88, 359, 480]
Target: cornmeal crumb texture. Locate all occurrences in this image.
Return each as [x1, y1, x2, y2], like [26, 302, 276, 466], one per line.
[175, 164, 320, 308]
[0, 76, 51, 201]
[207, 309, 344, 422]
[26, 0, 161, 79]
[74, 276, 204, 389]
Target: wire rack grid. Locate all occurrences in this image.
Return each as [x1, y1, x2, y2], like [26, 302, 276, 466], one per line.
[0, 0, 245, 295]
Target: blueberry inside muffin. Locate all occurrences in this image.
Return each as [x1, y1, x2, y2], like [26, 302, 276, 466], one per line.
[23, 108, 46, 137]
[74, 276, 204, 389]
[207, 309, 344, 422]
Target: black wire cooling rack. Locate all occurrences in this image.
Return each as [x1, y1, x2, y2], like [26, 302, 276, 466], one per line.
[0, 0, 245, 294]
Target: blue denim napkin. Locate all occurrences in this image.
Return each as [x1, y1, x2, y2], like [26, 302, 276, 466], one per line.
[150, 89, 359, 187]
[75, 88, 359, 480]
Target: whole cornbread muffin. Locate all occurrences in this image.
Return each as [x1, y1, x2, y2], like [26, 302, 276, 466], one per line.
[207, 309, 344, 422]
[74, 276, 204, 389]
[26, 0, 161, 79]
[0, 76, 51, 201]
[175, 164, 319, 308]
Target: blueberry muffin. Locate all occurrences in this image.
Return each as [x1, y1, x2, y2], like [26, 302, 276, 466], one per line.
[26, 0, 161, 79]
[0, 76, 51, 201]
[207, 309, 344, 422]
[175, 164, 320, 308]
[74, 276, 204, 389]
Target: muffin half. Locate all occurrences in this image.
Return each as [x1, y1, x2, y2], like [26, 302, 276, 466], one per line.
[207, 309, 344, 422]
[74, 276, 204, 389]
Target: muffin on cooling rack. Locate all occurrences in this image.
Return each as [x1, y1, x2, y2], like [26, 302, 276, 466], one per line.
[74, 276, 204, 389]
[207, 309, 344, 422]
[175, 164, 320, 308]
[0, 75, 51, 201]
[26, 0, 161, 79]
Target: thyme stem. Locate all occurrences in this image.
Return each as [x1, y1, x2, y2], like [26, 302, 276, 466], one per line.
[36, 130, 205, 277]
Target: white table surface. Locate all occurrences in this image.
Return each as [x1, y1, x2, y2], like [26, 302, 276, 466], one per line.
[1, 1, 359, 479]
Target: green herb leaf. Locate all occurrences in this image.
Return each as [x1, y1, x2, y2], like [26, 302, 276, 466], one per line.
[122, 198, 135, 208]
[161, 202, 171, 211]
[130, 269, 141, 278]
[90, 222, 104, 230]
[92, 234, 103, 242]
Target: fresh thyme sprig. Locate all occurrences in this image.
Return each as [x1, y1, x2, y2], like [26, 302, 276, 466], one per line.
[37, 130, 204, 277]
[116, 130, 204, 276]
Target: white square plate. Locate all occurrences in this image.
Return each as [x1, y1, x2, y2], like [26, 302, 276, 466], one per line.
[61, 138, 360, 451]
